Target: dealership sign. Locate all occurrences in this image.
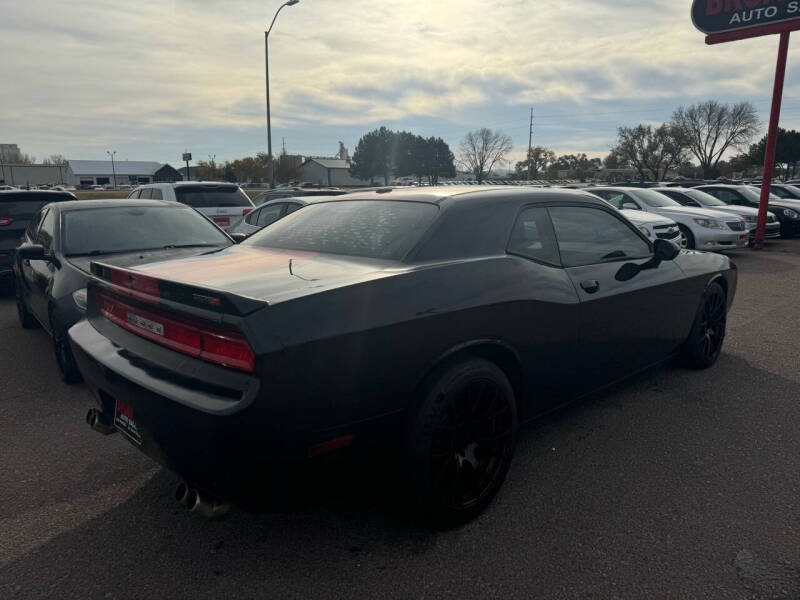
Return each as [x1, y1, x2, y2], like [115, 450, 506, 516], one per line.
[692, 0, 800, 34]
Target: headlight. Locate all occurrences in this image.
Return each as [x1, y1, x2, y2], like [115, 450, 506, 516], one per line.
[783, 208, 800, 219]
[692, 218, 726, 229]
[72, 288, 87, 312]
[637, 225, 651, 238]
[742, 215, 756, 222]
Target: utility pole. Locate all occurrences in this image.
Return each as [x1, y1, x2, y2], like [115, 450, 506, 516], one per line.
[527, 107, 534, 182]
[106, 150, 117, 188]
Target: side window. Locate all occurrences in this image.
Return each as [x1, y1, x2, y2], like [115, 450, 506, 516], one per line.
[284, 203, 303, 216]
[127, 190, 140, 199]
[256, 203, 285, 227]
[245, 208, 260, 224]
[598, 192, 634, 210]
[667, 192, 698, 207]
[37, 209, 56, 252]
[150, 188, 163, 200]
[548, 206, 650, 267]
[139, 188, 153, 199]
[507, 207, 560, 265]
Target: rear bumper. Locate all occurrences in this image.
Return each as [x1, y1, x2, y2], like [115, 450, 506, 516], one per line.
[68, 318, 398, 497]
[68, 318, 280, 495]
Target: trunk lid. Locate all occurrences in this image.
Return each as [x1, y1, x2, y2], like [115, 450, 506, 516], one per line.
[124, 245, 401, 305]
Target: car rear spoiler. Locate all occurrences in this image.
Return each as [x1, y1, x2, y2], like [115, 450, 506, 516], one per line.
[90, 261, 268, 317]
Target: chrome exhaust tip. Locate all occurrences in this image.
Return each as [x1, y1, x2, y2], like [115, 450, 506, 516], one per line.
[174, 482, 190, 506]
[86, 409, 115, 435]
[187, 489, 230, 519]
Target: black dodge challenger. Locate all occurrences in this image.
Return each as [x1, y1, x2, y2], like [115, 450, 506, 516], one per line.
[70, 187, 737, 524]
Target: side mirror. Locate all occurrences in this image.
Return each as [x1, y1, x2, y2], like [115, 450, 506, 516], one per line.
[621, 201, 640, 210]
[615, 239, 679, 282]
[653, 238, 680, 261]
[17, 243, 48, 261]
[229, 232, 247, 244]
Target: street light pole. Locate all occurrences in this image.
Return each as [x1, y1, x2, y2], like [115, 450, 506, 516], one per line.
[265, 0, 299, 190]
[106, 150, 117, 189]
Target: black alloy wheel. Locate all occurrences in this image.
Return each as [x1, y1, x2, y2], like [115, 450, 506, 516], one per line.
[50, 314, 82, 384]
[682, 281, 727, 369]
[405, 358, 517, 526]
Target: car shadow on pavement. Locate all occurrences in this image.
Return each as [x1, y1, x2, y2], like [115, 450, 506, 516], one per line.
[2, 352, 799, 600]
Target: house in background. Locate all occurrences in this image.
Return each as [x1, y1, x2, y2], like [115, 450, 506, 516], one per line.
[298, 158, 371, 187]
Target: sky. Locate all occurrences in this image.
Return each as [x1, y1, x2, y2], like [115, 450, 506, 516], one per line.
[3, 0, 800, 167]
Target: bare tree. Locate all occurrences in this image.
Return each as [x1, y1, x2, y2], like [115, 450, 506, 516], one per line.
[458, 128, 513, 182]
[42, 154, 67, 165]
[612, 124, 687, 181]
[671, 101, 760, 178]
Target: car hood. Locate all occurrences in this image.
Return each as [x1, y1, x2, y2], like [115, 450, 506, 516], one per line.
[67, 246, 231, 275]
[619, 210, 675, 226]
[653, 206, 737, 220]
[699, 204, 760, 218]
[128, 245, 403, 305]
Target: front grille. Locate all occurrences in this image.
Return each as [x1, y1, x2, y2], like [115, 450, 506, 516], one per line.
[654, 224, 680, 240]
[727, 221, 746, 231]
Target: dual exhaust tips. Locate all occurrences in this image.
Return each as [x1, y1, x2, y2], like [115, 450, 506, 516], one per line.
[175, 482, 230, 519]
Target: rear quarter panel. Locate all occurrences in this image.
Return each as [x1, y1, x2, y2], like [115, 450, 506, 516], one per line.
[244, 256, 582, 433]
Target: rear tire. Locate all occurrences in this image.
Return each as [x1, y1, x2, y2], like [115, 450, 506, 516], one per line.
[51, 313, 82, 384]
[16, 286, 39, 329]
[681, 281, 727, 369]
[404, 358, 517, 527]
[678, 224, 695, 250]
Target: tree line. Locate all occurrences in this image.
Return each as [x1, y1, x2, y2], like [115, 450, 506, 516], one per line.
[195, 151, 300, 184]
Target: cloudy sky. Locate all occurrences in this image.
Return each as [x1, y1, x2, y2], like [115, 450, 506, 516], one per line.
[3, 0, 800, 166]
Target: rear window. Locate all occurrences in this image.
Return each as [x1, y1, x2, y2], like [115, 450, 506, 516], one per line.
[245, 200, 439, 260]
[62, 205, 232, 256]
[174, 186, 252, 208]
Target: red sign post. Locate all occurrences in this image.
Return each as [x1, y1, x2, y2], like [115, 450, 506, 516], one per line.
[692, 1, 800, 249]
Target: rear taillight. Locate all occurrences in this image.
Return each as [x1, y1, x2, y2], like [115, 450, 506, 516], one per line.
[242, 208, 253, 216]
[0, 217, 12, 226]
[97, 291, 254, 372]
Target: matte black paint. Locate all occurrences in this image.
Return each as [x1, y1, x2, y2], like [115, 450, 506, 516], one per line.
[68, 188, 738, 500]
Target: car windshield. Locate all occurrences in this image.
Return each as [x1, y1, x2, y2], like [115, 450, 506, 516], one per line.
[244, 200, 439, 260]
[63, 205, 232, 256]
[742, 186, 780, 202]
[684, 189, 727, 206]
[174, 185, 252, 208]
[631, 189, 680, 207]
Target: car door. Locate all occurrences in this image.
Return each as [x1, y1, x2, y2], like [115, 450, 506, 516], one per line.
[547, 204, 695, 388]
[28, 208, 57, 324]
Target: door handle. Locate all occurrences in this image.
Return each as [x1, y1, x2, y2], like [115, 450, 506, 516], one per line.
[580, 279, 600, 294]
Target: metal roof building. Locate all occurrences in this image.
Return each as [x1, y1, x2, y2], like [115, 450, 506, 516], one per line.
[298, 158, 371, 187]
[66, 160, 182, 187]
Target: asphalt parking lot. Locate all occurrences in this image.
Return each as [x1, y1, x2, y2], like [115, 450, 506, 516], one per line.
[1, 242, 799, 600]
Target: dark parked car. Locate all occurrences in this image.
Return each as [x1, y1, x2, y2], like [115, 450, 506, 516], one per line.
[14, 199, 235, 382]
[1, 190, 75, 291]
[71, 188, 737, 524]
[763, 183, 800, 200]
[696, 184, 800, 237]
[251, 188, 346, 207]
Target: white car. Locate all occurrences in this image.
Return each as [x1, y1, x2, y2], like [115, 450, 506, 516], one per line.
[0, 185, 18, 191]
[128, 181, 255, 231]
[654, 187, 781, 242]
[588, 187, 749, 251]
[619, 209, 681, 245]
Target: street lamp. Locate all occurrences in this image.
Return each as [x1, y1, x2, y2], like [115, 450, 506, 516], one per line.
[265, 0, 299, 189]
[106, 150, 117, 189]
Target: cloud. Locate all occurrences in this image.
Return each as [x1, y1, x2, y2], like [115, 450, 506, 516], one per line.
[0, 0, 797, 162]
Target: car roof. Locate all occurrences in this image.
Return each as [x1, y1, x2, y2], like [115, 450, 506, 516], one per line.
[46, 199, 182, 211]
[137, 181, 239, 188]
[326, 185, 606, 207]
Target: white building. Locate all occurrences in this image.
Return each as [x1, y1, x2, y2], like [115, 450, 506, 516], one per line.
[66, 160, 182, 187]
